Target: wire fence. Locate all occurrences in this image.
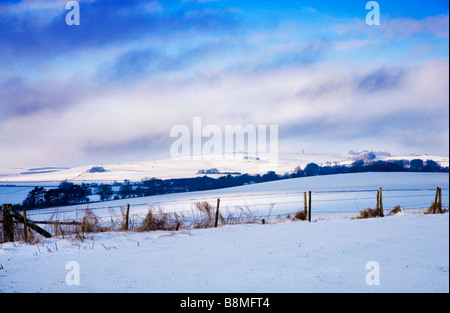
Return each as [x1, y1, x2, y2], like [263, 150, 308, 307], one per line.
[2, 186, 448, 245]
[23, 187, 449, 225]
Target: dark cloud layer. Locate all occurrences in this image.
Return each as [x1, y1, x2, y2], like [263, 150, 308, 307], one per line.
[0, 0, 244, 63]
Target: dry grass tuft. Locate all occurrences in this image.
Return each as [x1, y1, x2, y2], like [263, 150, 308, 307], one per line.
[14, 223, 37, 244]
[388, 205, 404, 215]
[293, 211, 307, 221]
[193, 202, 216, 229]
[80, 209, 106, 233]
[425, 203, 448, 214]
[356, 208, 381, 219]
[47, 212, 80, 240]
[138, 208, 180, 232]
[222, 205, 258, 225]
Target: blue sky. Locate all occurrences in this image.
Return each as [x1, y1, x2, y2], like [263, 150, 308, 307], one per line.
[0, 0, 448, 169]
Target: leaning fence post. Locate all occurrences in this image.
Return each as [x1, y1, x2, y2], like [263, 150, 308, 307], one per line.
[2, 204, 14, 243]
[9, 210, 52, 238]
[214, 198, 220, 228]
[23, 209, 28, 243]
[308, 191, 312, 222]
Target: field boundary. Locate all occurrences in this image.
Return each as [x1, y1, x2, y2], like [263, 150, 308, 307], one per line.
[1, 186, 448, 244]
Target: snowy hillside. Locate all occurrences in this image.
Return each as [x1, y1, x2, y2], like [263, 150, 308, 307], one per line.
[0, 153, 346, 183]
[1, 152, 447, 183]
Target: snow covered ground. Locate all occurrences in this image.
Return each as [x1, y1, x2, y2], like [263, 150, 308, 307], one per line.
[1, 210, 448, 293]
[1, 172, 449, 293]
[22, 172, 450, 226]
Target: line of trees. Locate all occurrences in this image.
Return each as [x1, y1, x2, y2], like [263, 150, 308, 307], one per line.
[114, 171, 279, 200]
[21, 181, 90, 209]
[16, 158, 448, 210]
[291, 158, 447, 177]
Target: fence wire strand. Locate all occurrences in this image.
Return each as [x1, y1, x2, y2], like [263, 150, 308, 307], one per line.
[21, 187, 449, 226]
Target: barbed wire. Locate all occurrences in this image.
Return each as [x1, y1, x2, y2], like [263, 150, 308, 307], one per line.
[23, 187, 448, 222]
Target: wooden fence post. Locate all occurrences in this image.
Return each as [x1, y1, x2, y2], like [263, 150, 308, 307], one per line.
[2, 204, 14, 243]
[430, 187, 443, 214]
[308, 191, 312, 222]
[434, 187, 439, 205]
[438, 187, 442, 211]
[23, 209, 28, 244]
[376, 189, 380, 211]
[125, 204, 130, 231]
[214, 198, 220, 228]
[378, 188, 384, 217]
[304, 192, 307, 218]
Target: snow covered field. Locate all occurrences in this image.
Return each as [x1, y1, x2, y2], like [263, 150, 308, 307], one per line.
[0, 172, 449, 293]
[1, 210, 448, 293]
[21, 172, 450, 226]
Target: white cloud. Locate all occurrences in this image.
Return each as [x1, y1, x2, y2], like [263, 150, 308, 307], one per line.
[1, 57, 448, 169]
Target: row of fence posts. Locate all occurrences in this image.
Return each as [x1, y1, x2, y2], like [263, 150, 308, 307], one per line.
[1, 186, 445, 243]
[119, 200, 222, 232]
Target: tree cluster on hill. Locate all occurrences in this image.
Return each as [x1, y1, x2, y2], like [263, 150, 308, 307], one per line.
[21, 181, 90, 209]
[290, 159, 446, 177]
[16, 158, 448, 210]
